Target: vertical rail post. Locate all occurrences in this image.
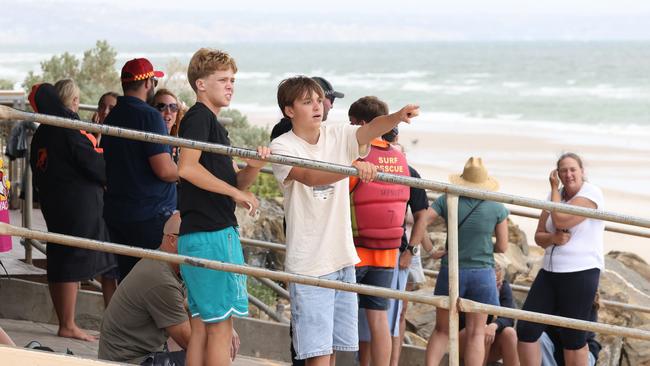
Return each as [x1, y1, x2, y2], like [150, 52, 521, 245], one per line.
[22, 133, 33, 264]
[447, 194, 460, 365]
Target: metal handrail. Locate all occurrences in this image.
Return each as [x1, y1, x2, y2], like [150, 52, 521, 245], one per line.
[78, 103, 234, 124]
[1, 106, 648, 229]
[242, 164, 650, 239]
[4, 105, 650, 364]
[30, 234, 650, 315]
[426, 192, 650, 239]
[28, 236, 289, 318]
[422, 269, 650, 314]
[0, 223, 647, 342]
[0, 223, 449, 308]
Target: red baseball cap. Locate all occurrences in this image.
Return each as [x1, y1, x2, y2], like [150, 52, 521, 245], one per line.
[121, 58, 164, 82]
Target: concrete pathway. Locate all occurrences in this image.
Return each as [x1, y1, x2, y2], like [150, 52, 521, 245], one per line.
[0, 318, 288, 365]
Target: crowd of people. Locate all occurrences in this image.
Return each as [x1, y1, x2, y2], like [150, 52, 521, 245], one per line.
[13, 46, 606, 366]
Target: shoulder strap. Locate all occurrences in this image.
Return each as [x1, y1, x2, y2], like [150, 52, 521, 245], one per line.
[458, 200, 483, 228]
[444, 200, 484, 250]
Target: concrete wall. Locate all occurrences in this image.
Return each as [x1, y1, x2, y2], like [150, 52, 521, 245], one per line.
[0, 278, 428, 365]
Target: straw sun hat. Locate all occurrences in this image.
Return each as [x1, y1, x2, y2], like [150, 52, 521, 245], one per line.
[449, 157, 499, 191]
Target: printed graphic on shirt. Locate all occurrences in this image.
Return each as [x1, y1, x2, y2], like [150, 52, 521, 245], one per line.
[36, 148, 48, 171]
[313, 185, 334, 200]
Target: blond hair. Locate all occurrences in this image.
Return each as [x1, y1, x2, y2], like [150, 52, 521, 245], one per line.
[54, 79, 80, 110]
[187, 48, 238, 92]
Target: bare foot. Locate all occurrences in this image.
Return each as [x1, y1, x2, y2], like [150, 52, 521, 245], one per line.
[58, 326, 97, 342]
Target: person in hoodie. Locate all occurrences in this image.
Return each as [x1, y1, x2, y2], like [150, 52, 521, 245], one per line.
[29, 81, 117, 341]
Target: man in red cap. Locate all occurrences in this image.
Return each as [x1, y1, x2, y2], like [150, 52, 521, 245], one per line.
[101, 58, 178, 281]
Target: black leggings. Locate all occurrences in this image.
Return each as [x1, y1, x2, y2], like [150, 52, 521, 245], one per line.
[516, 268, 600, 350]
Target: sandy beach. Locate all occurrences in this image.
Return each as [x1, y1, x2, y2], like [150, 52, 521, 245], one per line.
[241, 107, 650, 263]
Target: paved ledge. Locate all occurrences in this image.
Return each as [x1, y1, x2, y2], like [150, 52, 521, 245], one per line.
[0, 275, 428, 365]
[0, 318, 288, 365]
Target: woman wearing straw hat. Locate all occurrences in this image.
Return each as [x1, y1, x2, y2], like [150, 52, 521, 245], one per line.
[412, 157, 509, 366]
[516, 153, 604, 366]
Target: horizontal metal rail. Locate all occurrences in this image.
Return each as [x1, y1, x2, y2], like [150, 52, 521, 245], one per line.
[1, 106, 649, 230]
[0, 223, 448, 309]
[254, 277, 290, 300]
[242, 237, 650, 315]
[3, 222, 649, 342]
[241, 238, 285, 252]
[5, 105, 650, 348]
[38, 239, 284, 320]
[458, 298, 650, 340]
[245, 160, 650, 239]
[37, 224, 650, 316]
[423, 269, 650, 314]
[424, 193, 650, 239]
[78, 103, 233, 124]
[248, 294, 289, 323]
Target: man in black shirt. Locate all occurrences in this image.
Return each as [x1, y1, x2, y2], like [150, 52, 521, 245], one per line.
[177, 48, 269, 366]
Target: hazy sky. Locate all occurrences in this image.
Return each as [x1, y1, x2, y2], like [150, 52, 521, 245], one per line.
[3, 0, 650, 44]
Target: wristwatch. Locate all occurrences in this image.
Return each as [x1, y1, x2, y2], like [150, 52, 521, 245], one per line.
[406, 245, 420, 256]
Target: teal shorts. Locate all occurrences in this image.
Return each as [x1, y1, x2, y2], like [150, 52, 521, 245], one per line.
[179, 227, 248, 323]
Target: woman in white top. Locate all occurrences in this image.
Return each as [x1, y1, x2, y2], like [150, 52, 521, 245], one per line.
[517, 153, 604, 366]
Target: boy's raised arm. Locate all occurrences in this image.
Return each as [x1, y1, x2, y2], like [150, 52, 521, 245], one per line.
[355, 104, 419, 146]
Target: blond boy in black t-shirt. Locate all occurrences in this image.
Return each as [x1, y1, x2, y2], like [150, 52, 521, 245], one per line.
[177, 48, 269, 366]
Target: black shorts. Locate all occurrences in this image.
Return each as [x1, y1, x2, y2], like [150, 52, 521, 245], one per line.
[356, 266, 394, 310]
[516, 268, 600, 350]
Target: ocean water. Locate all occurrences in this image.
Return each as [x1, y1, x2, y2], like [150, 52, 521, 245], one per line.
[2, 41, 650, 194]
[2, 41, 650, 127]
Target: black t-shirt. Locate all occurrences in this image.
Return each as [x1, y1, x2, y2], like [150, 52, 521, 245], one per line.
[178, 102, 238, 235]
[400, 166, 430, 252]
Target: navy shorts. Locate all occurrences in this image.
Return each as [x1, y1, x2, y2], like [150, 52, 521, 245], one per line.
[356, 266, 395, 310]
[433, 266, 499, 306]
[516, 268, 600, 350]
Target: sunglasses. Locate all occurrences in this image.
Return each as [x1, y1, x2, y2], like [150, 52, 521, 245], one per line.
[155, 103, 179, 113]
[152, 78, 159, 87]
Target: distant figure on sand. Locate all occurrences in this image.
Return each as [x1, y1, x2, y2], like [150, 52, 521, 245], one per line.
[414, 157, 509, 366]
[517, 153, 604, 366]
[29, 81, 118, 341]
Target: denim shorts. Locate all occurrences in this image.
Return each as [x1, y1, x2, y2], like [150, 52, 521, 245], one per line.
[290, 266, 359, 360]
[359, 255, 408, 341]
[356, 266, 395, 310]
[433, 266, 499, 306]
[179, 227, 248, 323]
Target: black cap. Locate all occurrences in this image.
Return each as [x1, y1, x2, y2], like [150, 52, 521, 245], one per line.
[312, 76, 344, 100]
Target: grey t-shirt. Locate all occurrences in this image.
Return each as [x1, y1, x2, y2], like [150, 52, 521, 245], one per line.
[98, 258, 187, 364]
